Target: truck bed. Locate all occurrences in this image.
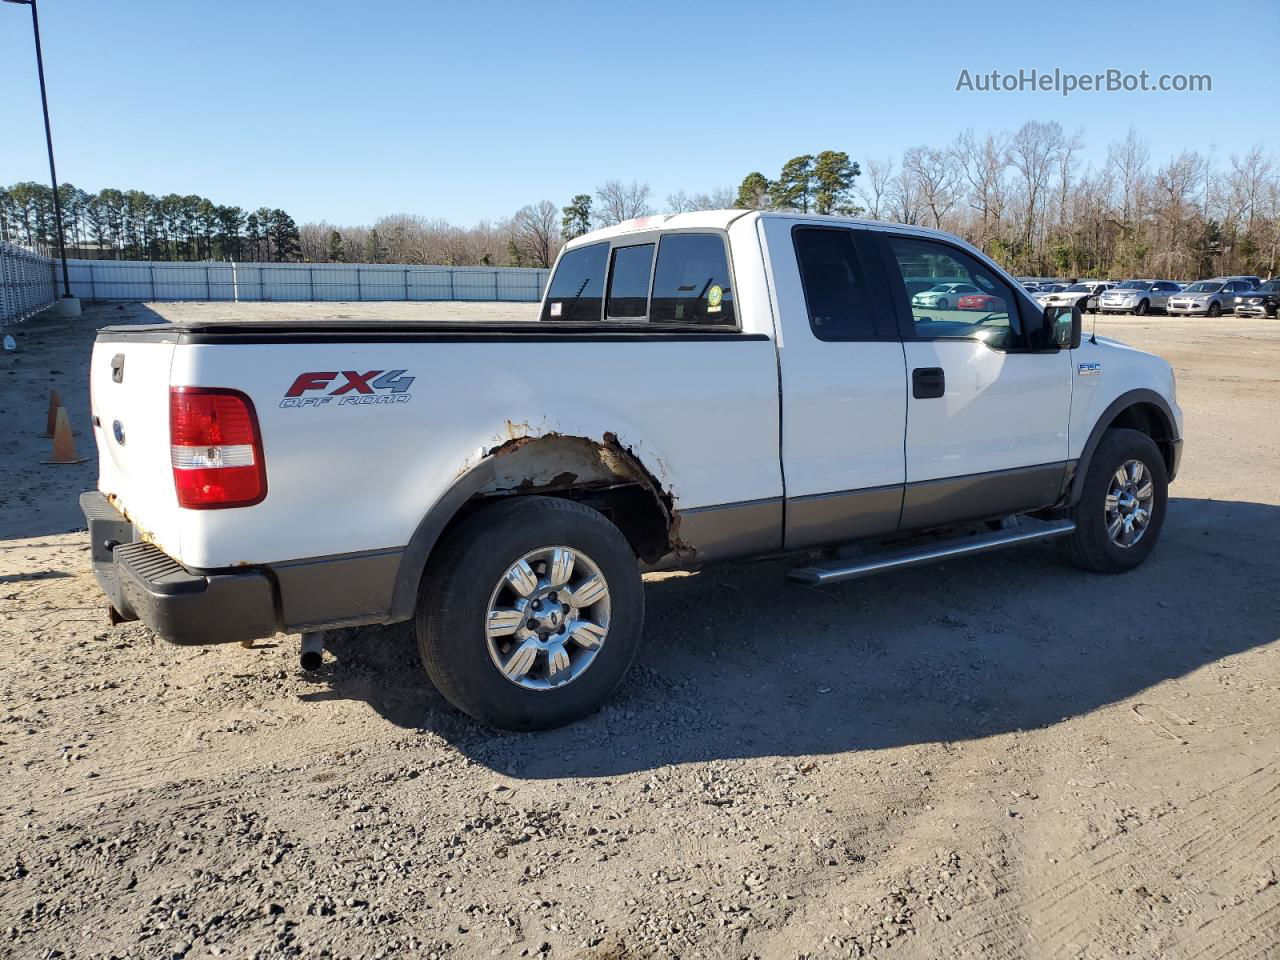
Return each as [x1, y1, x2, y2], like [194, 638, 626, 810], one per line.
[96, 319, 768, 344]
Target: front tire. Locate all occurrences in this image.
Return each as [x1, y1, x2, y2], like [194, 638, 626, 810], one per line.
[416, 496, 645, 730]
[1135, 299, 1150, 316]
[1061, 428, 1168, 573]
[1208, 301, 1222, 318]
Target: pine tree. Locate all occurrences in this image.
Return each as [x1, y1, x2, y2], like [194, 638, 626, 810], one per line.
[813, 150, 861, 215]
[773, 156, 816, 212]
[735, 172, 771, 209]
[364, 228, 383, 264]
[327, 229, 345, 262]
[268, 209, 301, 262]
[561, 194, 592, 240]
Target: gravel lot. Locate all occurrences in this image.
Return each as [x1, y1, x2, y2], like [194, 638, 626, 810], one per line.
[1, 302, 1277, 959]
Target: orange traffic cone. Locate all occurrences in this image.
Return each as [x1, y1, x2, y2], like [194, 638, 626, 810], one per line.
[43, 406, 88, 465]
[39, 388, 62, 437]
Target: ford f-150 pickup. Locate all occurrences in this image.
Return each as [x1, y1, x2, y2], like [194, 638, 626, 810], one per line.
[83, 210, 1184, 730]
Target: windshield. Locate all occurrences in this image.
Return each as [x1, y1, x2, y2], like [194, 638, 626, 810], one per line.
[1182, 281, 1223, 293]
[1064, 284, 1091, 292]
[1258, 280, 1280, 293]
[1115, 281, 1150, 290]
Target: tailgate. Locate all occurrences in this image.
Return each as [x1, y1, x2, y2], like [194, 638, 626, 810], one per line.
[89, 335, 183, 555]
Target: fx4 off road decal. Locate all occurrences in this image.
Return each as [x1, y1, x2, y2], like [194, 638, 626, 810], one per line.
[280, 370, 414, 408]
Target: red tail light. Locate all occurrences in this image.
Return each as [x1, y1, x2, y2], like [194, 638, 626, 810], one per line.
[169, 387, 267, 508]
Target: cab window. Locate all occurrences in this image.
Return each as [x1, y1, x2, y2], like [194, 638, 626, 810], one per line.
[793, 227, 878, 339]
[542, 242, 608, 321]
[606, 244, 654, 319]
[649, 233, 735, 325]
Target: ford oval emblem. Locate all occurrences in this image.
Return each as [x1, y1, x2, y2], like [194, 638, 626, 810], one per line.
[112, 419, 125, 445]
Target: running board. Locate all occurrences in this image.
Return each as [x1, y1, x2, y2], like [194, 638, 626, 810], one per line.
[786, 519, 1076, 586]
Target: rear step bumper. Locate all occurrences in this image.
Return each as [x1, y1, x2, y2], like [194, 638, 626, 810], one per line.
[80, 491, 277, 645]
[787, 519, 1076, 586]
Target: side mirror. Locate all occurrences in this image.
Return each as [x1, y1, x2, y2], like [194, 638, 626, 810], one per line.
[1044, 303, 1082, 349]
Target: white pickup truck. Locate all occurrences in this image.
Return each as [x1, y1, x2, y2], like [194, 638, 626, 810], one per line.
[83, 210, 1183, 730]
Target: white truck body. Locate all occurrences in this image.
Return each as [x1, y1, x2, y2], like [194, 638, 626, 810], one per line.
[83, 210, 1182, 725]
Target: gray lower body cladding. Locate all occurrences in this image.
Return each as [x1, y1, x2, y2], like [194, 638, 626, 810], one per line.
[81, 491, 400, 644]
[78, 459, 1094, 644]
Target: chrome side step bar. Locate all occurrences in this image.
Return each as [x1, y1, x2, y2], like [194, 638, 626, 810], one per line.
[786, 519, 1076, 586]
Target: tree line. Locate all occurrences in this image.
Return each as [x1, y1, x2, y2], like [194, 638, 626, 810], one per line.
[837, 123, 1278, 280]
[5, 122, 1277, 279]
[0, 181, 301, 263]
[303, 127, 1280, 279]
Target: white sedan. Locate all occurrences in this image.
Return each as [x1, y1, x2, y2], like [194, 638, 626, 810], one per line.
[911, 283, 981, 309]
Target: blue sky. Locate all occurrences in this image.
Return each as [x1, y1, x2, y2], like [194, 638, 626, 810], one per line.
[1, 0, 1274, 226]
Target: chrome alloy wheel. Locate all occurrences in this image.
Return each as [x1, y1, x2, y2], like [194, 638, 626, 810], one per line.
[485, 546, 611, 690]
[1105, 459, 1154, 548]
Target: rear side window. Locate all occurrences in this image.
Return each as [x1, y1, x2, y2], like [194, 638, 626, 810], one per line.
[542, 242, 608, 321]
[793, 228, 877, 339]
[606, 244, 655, 318]
[649, 233, 735, 325]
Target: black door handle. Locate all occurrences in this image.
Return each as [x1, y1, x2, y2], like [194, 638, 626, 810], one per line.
[912, 367, 945, 399]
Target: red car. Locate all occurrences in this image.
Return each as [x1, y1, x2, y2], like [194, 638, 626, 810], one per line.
[957, 293, 1006, 312]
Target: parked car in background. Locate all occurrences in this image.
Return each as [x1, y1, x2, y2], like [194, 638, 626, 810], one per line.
[911, 282, 980, 309]
[1168, 278, 1255, 317]
[1032, 284, 1068, 307]
[1098, 280, 1181, 315]
[1042, 281, 1115, 313]
[1233, 279, 1280, 318]
[1227, 275, 1262, 288]
[956, 292, 1008, 312]
[1019, 279, 1061, 293]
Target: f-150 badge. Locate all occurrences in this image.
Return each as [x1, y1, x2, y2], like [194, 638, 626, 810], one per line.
[1077, 362, 1102, 377]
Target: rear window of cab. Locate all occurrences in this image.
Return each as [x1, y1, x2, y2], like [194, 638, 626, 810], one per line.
[542, 232, 735, 326]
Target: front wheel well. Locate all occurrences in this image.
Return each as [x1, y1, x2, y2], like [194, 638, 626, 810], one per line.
[1105, 402, 1175, 476]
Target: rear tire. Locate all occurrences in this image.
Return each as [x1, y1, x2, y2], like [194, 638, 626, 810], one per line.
[416, 496, 645, 731]
[1061, 428, 1168, 574]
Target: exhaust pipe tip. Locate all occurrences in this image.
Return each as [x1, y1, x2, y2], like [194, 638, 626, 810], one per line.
[299, 631, 326, 671]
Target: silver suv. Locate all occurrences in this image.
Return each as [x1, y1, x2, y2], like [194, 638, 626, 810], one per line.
[1098, 280, 1181, 315]
[1168, 278, 1254, 317]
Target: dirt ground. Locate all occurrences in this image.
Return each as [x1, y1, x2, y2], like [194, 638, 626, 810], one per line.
[1, 302, 1277, 960]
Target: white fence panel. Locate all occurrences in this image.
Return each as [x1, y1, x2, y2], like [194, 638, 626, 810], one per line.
[0, 242, 58, 324]
[65, 259, 550, 303]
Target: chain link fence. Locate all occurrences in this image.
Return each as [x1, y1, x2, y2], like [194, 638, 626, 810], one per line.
[64, 259, 550, 303]
[0, 242, 57, 324]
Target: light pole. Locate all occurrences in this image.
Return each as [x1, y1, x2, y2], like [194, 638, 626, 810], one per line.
[5, 0, 79, 314]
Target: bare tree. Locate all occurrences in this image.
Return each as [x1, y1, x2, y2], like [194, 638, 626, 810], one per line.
[855, 156, 895, 221]
[1009, 121, 1068, 266]
[886, 165, 923, 226]
[666, 190, 694, 214]
[1151, 151, 1206, 277]
[903, 146, 960, 229]
[1106, 128, 1152, 275]
[508, 200, 561, 268]
[668, 187, 735, 213]
[594, 180, 653, 226]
